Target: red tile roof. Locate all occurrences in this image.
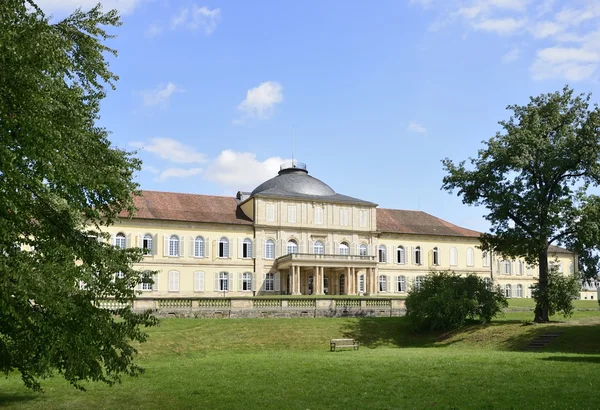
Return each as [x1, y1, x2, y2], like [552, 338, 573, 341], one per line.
[124, 190, 253, 225]
[376, 208, 481, 237]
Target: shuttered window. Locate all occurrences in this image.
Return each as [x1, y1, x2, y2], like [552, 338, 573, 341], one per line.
[266, 203, 275, 222]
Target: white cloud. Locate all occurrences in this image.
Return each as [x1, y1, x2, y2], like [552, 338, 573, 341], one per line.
[36, 0, 142, 16]
[171, 5, 221, 35]
[144, 165, 160, 175]
[205, 151, 289, 191]
[131, 138, 208, 164]
[502, 47, 520, 63]
[142, 82, 181, 106]
[144, 24, 163, 38]
[531, 47, 600, 81]
[156, 168, 203, 182]
[529, 21, 563, 39]
[236, 81, 284, 121]
[472, 18, 527, 36]
[407, 121, 427, 134]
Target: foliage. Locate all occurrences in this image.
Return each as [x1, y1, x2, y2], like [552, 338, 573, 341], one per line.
[442, 86, 600, 322]
[531, 270, 581, 317]
[404, 271, 507, 331]
[0, 0, 157, 391]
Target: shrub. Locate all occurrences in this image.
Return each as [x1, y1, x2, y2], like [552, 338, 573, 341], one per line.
[405, 271, 508, 332]
[531, 271, 580, 317]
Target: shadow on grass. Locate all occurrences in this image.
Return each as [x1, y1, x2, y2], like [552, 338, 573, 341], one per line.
[541, 356, 600, 364]
[0, 394, 38, 406]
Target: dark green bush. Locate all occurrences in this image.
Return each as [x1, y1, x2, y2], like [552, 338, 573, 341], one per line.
[405, 271, 508, 332]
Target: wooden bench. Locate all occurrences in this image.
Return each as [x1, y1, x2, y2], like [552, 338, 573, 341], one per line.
[330, 338, 360, 352]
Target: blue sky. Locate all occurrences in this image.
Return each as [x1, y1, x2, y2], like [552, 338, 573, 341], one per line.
[39, 0, 600, 232]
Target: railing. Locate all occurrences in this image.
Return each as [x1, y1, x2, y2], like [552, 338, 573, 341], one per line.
[337, 299, 360, 308]
[366, 299, 391, 308]
[98, 300, 131, 310]
[254, 299, 281, 308]
[276, 253, 376, 263]
[198, 299, 231, 308]
[158, 299, 192, 309]
[280, 161, 306, 171]
[288, 299, 316, 308]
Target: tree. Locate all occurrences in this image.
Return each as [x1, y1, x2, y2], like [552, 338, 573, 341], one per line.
[531, 269, 580, 318]
[0, 1, 157, 391]
[405, 271, 507, 332]
[442, 86, 600, 323]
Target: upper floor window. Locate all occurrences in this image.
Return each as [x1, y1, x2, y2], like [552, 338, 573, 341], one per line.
[359, 244, 367, 256]
[414, 246, 422, 265]
[194, 236, 205, 257]
[266, 203, 275, 222]
[339, 242, 349, 255]
[314, 240, 324, 255]
[378, 275, 387, 292]
[378, 245, 387, 263]
[397, 276, 406, 292]
[483, 251, 490, 267]
[142, 234, 153, 255]
[433, 247, 439, 266]
[359, 210, 367, 227]
[517, 260, 524, 275]
[218, 237, 229, 258]
[397, 246, 405, 264]
[242, 238, 252, 258]
[115, 233, 126, 249]
[265, 239, 275, 259]
[288, 205, 296, 223]
[503, 260, 511, 274]
[449, 247, 458, 266]
[466, 248, 474, 266]
[287, 240, 298, 255]
[340, 208, 349, 226]
[314, 206, 323, 224]
[169, 235, 179, 257]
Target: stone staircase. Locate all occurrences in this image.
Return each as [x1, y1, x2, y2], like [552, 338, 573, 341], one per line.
[524, 332, 562, 351]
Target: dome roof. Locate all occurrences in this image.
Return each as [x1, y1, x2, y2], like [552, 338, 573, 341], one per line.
[251, 162, 336, 197]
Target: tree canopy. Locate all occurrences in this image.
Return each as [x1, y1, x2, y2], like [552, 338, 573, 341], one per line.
[0, 1, 156, 390]
[442, 86, 600, 323]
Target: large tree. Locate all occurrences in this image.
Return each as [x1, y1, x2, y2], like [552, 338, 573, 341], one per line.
[442, 86, 600, 323]
[0, 1, 156, 390]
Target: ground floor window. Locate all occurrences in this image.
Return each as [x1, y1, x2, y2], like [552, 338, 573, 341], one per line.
[324, 276, 329, 295]
[378, 275, 387, 292]
[265, 273, 274, 291]
[242, 272, 252, 291]
[414, 276, 425, 290]
[218, 272, 229, 291]
[397, 276, 406, 292]
[505, 284, 512, 298]
[358, 275, 365, 293]
[339, 274, 345, 294]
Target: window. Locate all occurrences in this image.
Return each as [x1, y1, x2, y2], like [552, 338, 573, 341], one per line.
[503, 260, 511, 274]
[569, 262, 574, 274]
[378, 245, 386, 263]
[340, 209, 349, 226]
[142, 234, 153, 255]
[218, 237, 229, 258]
[483, 251, 490, 267]
[141, 271, 153, 291]
[115, 233, 126, 249]
[169, 235, 179, 257]
[339, 242, 349, 255]
[194, 271, 205, 292]
[242, 238, 252, 258]
[358, 275, 365, 293]
[339, 274, 345, 294]
[314, 206, 323, 224]
[194, 236, 205, 257]
[397, 276, 406, 292]
[433, 247, 439, 265]
[516, 284, 523, 298]
[288, 205, 296, 223]
[483, 277, 492, 290]
[359, 210, 367, 227]
[449, 247, 458, 266]
[314, 240, 324, 254]
[517, 260, 524, 275]
[287, 240, 298, 255]
[168, 271, 180, 292]
[414, 246, 422, 265]
[397, 246, 405, 264]
[242, 272, 252, 291]
[414, 276, 425, 290]
[266, 203, 275, 222]
[359, 244, 367, 256]
[466, 248, 474, 266]
[265, 239, 275, 259]
[218, 272, 229, 291]
[505, 284, 512, 298]
[378, 275, 387, 292]
[265, 273, 274, 291]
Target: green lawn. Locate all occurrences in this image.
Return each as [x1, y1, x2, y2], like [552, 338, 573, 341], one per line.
[507, 298, 600, 309]
[2, 311, 600, 409]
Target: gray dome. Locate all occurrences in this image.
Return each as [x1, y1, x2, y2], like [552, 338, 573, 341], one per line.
[251, 162, 336, 197]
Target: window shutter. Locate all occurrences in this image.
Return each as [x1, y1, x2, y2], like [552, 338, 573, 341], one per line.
[151, 234, 157, 255]
[262, 273, 266, 291]
[238, 239, 243, 259]
[497, 259, 501, 274]
[214, 272, 219, 291]
[205, 237, 210, 258]
[391, 276, 397, 293]
[386, 245, 391, 263]
[238, 273, 243, 291]
[228, 238, 234, 258]
[274, 273, 281, 291]
[194, 272, 205, 292]
[137, 233, 143, 248]
[213, 237, 219, 260]
[411, 247, 415, 265]
[163, 235, 169, 256]
[367, 244, 373, 256]
[251, 239, 256, 258]
[169, 271, 180, 292]
[251, 273, 257, 291]
[126, 233, 132, 248]
[110, 233, 116, 246]
[229, 273, 234, 292]
[190, 237, 194, 257]
[180, 236, 185, 257]
[393, 247, 397, 264]
[387, 276, 391, 292]
[153, 274, 158, 291]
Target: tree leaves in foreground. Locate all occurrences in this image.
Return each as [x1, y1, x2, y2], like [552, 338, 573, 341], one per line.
[405, 272, 507, 332]
[0, 1, 157, 391]
[442, 86, 600, 323]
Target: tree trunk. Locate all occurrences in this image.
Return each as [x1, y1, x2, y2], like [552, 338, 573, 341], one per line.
[534, 250, 550, 323]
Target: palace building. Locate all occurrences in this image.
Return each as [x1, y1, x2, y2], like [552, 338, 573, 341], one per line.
[108, 161, 580, 300]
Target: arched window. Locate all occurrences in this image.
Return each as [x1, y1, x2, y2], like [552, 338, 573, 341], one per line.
[265, 239, 275, 259]
[142, 234, 153, 255]
[378, 275, 387, 292]
[516, 284, 523, 298]
[378, 245, 386, 263]
[115, 232, 126, 249]
[503, 260, 511, 274]
[340, 274, 346, 294]
[505, 284, 512, 298]
[314, 240, 324, 254]
[339, 242, 349, 255]
[449, 247, 458, 266]
[414, 246, 422, 265]
[218, 272, 229, 291]
[242, 238, 252, 258]
[169, 235, 179, 257]
[287, 240, 298, 254]
[433, 247, 439, 266]
[483, 277, 492, 290]
[218, 237, 229, 258]
[466, 248, 474, 266]
[194, 236, 205, 257]
[414, 275, 425, 290]
[397, 276, 406, 292]
[359, 244, 367, 256]
[397, 246, 405, 264]
[483, 251, 490, 267]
